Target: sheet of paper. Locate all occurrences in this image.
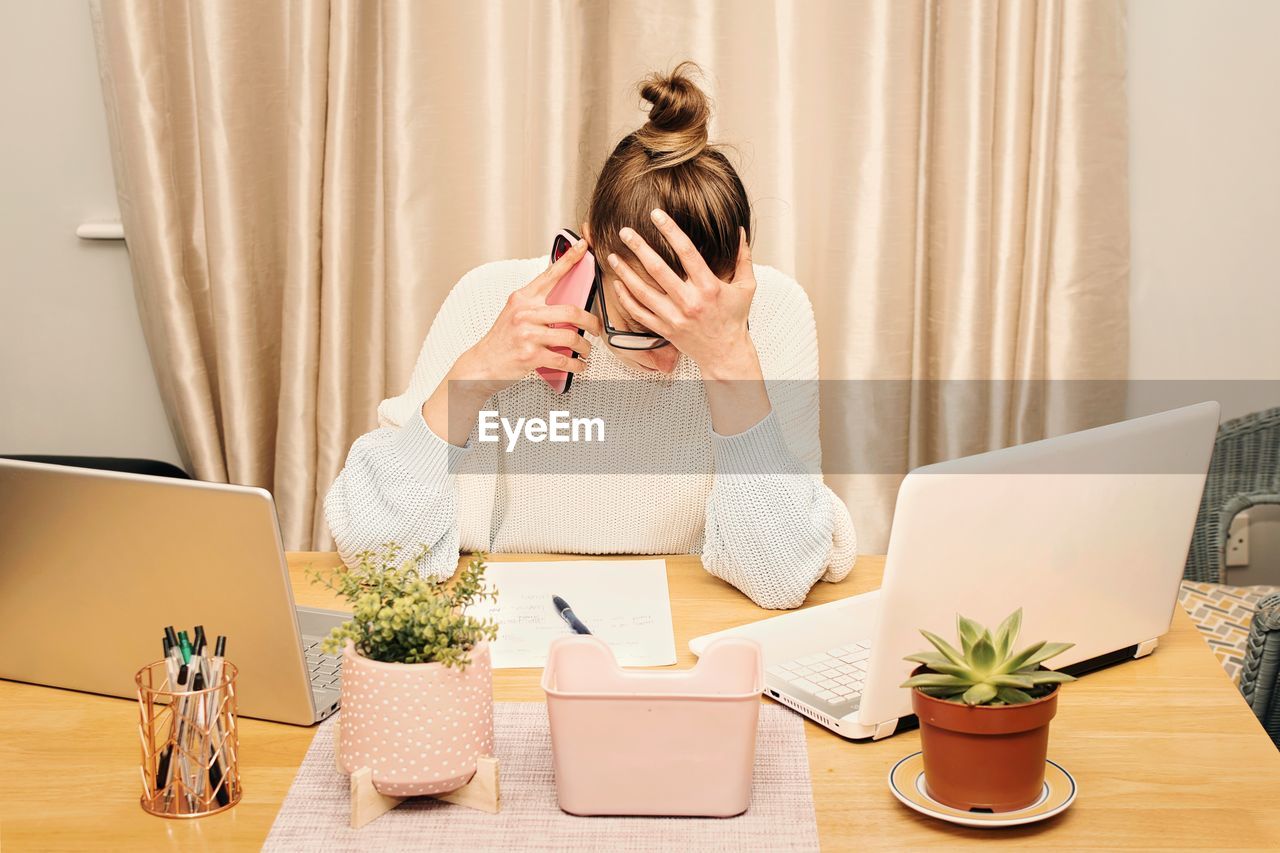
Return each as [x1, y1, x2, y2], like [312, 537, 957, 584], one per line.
[466, 559, 677, 669]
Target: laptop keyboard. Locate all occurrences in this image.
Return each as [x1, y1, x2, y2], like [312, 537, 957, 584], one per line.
[767, 640, 872, 711]
[304, 639, 343, 691]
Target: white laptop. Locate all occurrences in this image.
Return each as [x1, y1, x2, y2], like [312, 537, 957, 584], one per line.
[0, 459, 349, 725]
[690, 402, 1221, 740]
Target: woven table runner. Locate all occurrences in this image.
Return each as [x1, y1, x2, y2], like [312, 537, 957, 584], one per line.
[264, 702, 818, 852]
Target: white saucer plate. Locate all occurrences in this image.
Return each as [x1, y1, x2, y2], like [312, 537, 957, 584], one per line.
[887, 751, 1078, 828]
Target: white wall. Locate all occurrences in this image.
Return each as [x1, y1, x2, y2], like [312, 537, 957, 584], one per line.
[1128, 0, 1280, 417]
[0, 2, 181, 466]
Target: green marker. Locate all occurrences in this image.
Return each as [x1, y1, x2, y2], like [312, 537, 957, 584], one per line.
[178, 631, 192, 664]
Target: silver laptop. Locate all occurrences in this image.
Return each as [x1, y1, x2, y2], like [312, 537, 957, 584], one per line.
[690, 402, 1221, 740]
[0, 459, 349, 725]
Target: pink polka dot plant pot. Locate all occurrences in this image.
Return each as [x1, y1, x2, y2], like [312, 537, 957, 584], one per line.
[335, 640, 495, 798]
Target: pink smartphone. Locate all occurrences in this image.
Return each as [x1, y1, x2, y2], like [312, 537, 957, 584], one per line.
[536, 229, 598, 394]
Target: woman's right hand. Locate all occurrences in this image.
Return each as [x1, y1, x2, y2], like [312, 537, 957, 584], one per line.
[422, 238, 603, 444]
[453, 237, 602, 396]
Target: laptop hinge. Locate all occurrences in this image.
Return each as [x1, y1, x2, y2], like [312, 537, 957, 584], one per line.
[1134, 638, 1159, 658]
[1058, 643, 1144, 677]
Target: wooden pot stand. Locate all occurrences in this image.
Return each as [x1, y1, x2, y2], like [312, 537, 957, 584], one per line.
[337, 732, 501, 828]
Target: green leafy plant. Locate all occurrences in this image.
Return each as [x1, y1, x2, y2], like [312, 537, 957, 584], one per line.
[900, 608, 1076, 706]
[309, 543, 498, 669]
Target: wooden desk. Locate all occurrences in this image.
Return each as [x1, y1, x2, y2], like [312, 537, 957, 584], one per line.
[4, 553, 1280, 850]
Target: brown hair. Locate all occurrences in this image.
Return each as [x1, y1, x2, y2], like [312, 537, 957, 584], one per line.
[587, 62, 751, 281]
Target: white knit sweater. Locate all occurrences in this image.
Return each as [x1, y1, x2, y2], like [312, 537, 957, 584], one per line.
[323, 256, 857, 609]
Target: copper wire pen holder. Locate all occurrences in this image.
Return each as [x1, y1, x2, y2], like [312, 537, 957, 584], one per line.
[136, 660, 242, 818]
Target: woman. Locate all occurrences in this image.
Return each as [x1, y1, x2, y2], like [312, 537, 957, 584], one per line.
[325, 63, 855, 609]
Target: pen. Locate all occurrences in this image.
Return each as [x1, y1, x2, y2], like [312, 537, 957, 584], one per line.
[190, 671, 208, 804]
[162, 635, 174, 678]
[164, 640, 182, 689]
[552, 595, 592, 635]
[168, 664, 191, 809]
[207, 635, 230, 806]
[156, 634, 175, 792]
[156, 744, 173, 793]
[156, 624, 236, 810]
[207, 744, 229, 807]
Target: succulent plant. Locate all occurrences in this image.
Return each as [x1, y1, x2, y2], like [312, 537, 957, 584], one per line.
[900, 608, 1076, 706]
[309, 543, 498, 669]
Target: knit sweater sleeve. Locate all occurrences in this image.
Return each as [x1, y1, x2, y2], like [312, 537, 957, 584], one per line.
[322, 261, 511, 580]
[700, 269, 858, 609]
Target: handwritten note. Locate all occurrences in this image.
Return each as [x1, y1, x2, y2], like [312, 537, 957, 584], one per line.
[466, 559, 677, 669]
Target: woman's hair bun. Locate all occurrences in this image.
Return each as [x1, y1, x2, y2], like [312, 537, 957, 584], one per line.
[634, 61, 711, 170]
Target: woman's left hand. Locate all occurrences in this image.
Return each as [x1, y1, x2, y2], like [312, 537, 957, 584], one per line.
[609, 210, 758, 379]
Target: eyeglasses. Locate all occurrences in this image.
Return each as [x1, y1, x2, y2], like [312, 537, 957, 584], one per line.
[552, 229, 671, 351]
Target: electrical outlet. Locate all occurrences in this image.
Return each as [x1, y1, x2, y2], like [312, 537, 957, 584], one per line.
[1226, 511, 1250, 568]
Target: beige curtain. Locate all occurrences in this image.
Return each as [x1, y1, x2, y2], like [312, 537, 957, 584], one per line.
[91, 0, 1128, 553]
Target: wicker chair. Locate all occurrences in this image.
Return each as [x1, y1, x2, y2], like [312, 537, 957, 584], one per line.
[1181, 406, 1280, 748]
[1240, 594, 1280, 746]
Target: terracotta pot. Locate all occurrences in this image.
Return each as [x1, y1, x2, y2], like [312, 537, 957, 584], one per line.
[910, 667, 1059, 812]
[336, 640, 494, 797]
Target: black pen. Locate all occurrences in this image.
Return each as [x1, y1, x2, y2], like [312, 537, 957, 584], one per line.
[155, 641, 173, 789]
[551, 595, 592, 635]
[167, 664, 191, 808]
[208, 634, 231, 805]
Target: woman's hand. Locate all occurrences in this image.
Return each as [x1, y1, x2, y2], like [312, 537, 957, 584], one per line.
[608, 210, 758, 380]
[453, 237, 602, 395]
[610, 210, 772, 434]
[422, 239, 602, 445]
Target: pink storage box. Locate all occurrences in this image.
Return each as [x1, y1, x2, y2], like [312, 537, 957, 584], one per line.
[540, 635, 764, 817]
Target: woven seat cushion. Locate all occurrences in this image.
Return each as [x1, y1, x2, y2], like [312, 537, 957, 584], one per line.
[1179, 581, 1280, 683]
